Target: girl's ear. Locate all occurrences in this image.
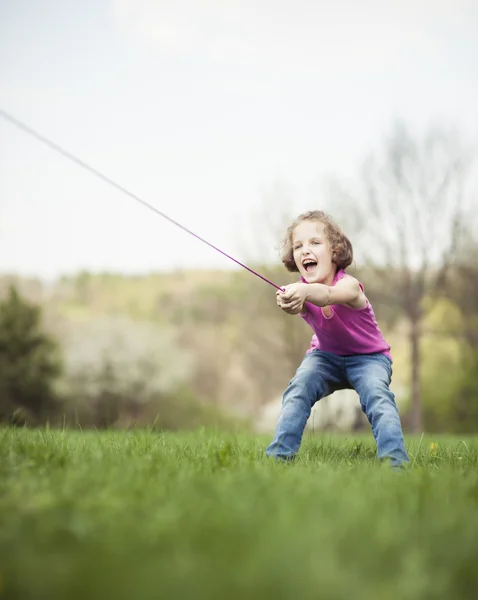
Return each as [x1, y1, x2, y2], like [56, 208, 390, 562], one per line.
[331, 242, 341, 265]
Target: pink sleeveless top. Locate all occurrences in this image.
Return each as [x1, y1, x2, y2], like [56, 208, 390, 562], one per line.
[300, 269, 392, 361]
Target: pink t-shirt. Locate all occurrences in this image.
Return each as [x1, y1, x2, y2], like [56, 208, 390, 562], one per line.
[300, 269, 392, 361]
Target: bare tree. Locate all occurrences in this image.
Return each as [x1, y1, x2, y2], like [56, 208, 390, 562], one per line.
[326, 122, 474, 432]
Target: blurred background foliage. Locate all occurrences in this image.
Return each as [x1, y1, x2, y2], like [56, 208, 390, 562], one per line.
[1, 122, 477, 433]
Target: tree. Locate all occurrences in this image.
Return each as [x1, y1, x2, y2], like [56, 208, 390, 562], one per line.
[0, 286, 62, 422]
[442, 228, 478, 430]
[326, 122, 474, 432]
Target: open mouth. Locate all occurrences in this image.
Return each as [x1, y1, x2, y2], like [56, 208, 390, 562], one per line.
[302, 259, 317, 273]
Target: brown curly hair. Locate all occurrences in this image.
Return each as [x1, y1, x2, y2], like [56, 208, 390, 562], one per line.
[281, 210, 354, 273]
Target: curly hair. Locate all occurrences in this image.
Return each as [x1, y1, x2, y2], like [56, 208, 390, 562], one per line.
[281, 210, 354, 273]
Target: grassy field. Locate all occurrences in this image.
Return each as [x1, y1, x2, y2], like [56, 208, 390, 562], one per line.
[1, 429, 478, 600]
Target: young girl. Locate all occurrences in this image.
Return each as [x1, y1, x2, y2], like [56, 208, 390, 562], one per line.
[266, 210, 409, 468]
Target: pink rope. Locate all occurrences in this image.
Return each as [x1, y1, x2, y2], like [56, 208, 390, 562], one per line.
[0, 108, 284, 291]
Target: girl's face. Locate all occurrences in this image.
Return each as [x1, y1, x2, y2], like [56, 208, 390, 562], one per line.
[292, 220, 336, 285]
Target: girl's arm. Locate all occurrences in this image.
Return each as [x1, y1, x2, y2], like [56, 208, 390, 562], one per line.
[305, 276, 367, 309]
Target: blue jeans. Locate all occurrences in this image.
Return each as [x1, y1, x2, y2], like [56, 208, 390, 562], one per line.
[266, 350, 409, 467]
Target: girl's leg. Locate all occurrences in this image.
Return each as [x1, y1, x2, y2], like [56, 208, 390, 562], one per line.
[266, 350, 344, 460]
[345, 354, 409, 468]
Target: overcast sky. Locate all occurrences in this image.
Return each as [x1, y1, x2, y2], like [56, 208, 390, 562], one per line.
[1, 0, 477, 279]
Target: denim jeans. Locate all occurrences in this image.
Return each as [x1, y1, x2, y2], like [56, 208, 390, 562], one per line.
[266, 350, 410, 468]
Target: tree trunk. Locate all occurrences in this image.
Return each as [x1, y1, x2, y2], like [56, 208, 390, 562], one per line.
[410, 315, 423, 433]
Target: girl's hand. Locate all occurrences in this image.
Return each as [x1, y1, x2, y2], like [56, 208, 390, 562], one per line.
[276, 283, 308, 314]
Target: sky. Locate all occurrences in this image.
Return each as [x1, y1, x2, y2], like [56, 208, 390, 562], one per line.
[1, 0, 477, 279]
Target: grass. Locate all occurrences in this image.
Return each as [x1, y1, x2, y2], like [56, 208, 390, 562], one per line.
[1, 428, 478, 600]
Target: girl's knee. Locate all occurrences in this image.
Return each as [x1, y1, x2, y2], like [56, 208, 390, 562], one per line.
[290, 370, 325, 398]
[362, 384, 399, 418]
[366, 396, 401, 426]
[362, 380, 395, 403]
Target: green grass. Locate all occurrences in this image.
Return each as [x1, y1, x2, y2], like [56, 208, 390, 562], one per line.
[1, 429, 478, 600]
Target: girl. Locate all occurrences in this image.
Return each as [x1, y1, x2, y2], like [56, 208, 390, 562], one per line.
[266, 210, 409, 468]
